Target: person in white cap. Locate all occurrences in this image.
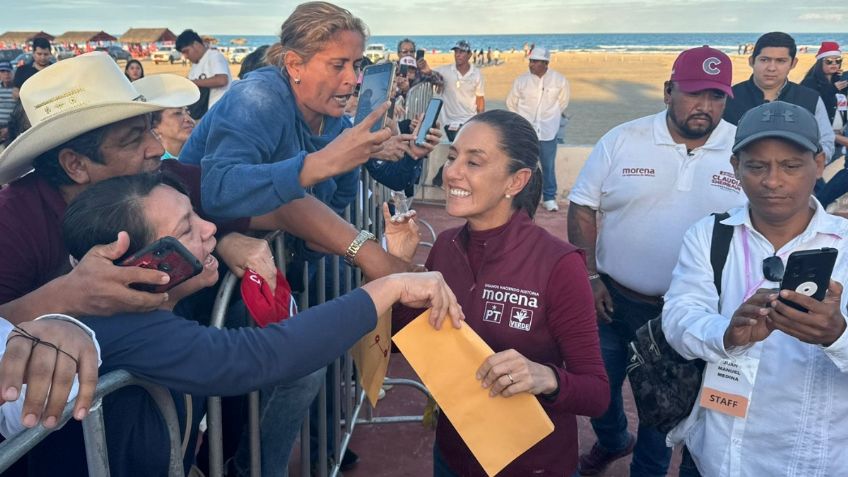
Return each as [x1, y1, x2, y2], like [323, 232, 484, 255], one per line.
[506, 46, 570, 212]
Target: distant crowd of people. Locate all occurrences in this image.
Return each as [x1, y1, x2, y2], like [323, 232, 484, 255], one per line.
[0, 3, 847, 477]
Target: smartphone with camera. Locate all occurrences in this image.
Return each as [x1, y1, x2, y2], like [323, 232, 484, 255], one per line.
[840, 71, 848, 82]
[118, 236, 203, 293]
[416, 49, 425, 61]
[778, 248, 838, 312]
[415, 98, 443, 147]
[354, 62, 396, 133]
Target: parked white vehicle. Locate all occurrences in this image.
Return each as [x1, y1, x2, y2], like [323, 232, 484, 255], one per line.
[364, 44, 388, 63]
[151, 46, 182, 64]
[229, 47, 251, 64]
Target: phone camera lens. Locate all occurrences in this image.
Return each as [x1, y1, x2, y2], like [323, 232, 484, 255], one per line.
[158, 263, 171, 272]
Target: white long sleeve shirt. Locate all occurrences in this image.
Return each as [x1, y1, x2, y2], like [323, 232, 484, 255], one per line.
[506, 70, 570, 141]
[663, 200, 848, 477]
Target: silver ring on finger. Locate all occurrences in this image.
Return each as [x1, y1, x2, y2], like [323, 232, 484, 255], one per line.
[507, 373, 515, 385]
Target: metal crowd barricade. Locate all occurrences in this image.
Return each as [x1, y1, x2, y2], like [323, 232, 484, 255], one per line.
[0, 370, 184, 477]
[204, 170, 433, 477]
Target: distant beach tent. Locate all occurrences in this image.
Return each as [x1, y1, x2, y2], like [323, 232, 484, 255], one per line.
[230, 38, 248, 45]
[0, 31, 55, 47]
[54, 31, 117, 45]
[119, 28, 177, 45]
[202, 35, 219, 45]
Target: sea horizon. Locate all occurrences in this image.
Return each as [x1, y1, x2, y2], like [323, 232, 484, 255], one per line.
[206, 32, 848, 54]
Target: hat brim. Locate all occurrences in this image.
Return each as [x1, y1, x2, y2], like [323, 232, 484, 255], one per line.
[816, 51, 842, 60]
[676, 80, 734, 98]
[0, 74, 199, 185]
[528, 55, 550, 62]
[732, 130, 819, 154]
[451, 47, 471, 52]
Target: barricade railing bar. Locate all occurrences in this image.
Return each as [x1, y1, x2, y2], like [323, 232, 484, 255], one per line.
[0, 370, 183, 477]
[205, 170, 433, 477]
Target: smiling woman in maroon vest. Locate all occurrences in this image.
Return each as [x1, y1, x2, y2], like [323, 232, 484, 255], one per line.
[388, 109, 610, 477]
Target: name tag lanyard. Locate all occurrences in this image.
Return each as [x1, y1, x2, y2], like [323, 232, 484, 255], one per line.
[700, 226, 776, 419]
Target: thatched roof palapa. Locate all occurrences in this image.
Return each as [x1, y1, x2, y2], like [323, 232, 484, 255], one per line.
[119, 28, 177, 44]
[0, 31, 55, 45]
[54, 31, 117, 44]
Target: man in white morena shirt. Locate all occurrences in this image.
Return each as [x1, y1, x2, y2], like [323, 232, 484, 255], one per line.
[567, 46, 747, 477]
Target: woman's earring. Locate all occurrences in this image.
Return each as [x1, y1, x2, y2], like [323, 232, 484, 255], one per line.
[505, 193, 512, 199]
[294, 77, 301, 84]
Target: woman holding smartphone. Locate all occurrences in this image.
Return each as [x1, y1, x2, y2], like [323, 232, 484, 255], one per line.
[802, 41, 848, 160]
[179, 1, 442, 220]
[387, 110, 609, 477]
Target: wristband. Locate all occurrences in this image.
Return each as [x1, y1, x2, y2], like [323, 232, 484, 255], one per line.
[588, 273, 601, 281]
[344, 230, 377, 266]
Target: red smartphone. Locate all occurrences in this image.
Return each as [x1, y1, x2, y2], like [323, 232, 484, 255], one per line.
[118, 236, 203, 293]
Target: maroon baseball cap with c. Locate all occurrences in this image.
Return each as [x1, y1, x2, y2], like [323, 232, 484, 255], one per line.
[670, 45, 733, 98]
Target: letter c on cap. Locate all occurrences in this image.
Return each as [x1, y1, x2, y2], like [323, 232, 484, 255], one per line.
[703, 57, 721, 75]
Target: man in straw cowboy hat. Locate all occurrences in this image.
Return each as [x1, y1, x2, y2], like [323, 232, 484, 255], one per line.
[0, 51, 415, 475]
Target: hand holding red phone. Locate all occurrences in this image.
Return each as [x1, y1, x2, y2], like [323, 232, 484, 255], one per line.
[62, 232, 170, 316]
[768, 280, 847, 346]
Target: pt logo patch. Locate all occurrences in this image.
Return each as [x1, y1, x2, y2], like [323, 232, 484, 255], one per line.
[509, 307, 533, 331]
[483, 302, 504, 323]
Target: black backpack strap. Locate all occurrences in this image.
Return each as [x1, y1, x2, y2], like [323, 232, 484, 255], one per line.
[710, 212, 733, 295]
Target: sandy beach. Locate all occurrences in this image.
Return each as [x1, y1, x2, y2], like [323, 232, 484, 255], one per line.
[142, 50, 820, 145]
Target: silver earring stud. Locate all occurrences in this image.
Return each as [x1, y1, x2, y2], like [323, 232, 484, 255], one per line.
[294, 77, 301, 84]
[505, 193, 512, 199]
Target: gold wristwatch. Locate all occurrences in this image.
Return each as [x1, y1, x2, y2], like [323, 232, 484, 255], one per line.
[344, 230, 377, 266]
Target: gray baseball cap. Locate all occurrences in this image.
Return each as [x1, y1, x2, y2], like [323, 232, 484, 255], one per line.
[732, 101, 821, 154]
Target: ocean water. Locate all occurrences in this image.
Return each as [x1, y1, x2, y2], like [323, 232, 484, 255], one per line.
[213, 33, 848, 54]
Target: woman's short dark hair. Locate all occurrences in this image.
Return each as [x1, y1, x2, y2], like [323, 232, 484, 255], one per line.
[63, 172, 188, 261]
[752, 32, 797, 59]
[124, 59, 144, 80]
[467, 110, 542, 218]
[33, 125, 109, 187]
[175, 29, 203, 51]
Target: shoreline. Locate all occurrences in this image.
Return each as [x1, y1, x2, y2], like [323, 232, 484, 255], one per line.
[141, 50, 819, 146]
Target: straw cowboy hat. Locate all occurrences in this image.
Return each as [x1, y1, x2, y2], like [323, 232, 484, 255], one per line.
[0, 52, 199, 185]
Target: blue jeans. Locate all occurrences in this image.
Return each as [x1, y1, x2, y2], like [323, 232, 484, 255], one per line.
[233, 368, 325, 477]
[539, 139, 558, 201]
[589, 277, 672, 477]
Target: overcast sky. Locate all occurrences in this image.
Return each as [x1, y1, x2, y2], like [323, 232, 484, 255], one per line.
[3, 0, 846, 36]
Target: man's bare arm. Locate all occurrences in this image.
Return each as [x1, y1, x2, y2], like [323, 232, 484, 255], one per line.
[0, 233, 169, 324]
[566, 202, 599, 272]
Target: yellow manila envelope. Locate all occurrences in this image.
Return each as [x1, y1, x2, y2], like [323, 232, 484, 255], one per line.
[392, 310, 554, 476]
[352, 310, 391, 407]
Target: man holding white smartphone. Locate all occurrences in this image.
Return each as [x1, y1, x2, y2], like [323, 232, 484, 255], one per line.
[663, 101, 848, 477]
[428, 40, 485, 142]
